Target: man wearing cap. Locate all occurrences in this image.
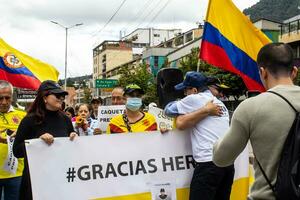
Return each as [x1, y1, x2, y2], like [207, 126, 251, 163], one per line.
[90, 97, 103, 120]
[164, 71, 234, 200]
[206, 77, 230, 99]
[0, 80, 26, 200]
[107, 84, 157, 133]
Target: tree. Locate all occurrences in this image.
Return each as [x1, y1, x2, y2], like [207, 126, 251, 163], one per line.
[118, 64, 158, 105]
[82, 88, 92, 104]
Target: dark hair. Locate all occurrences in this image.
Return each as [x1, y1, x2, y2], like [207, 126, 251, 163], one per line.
[64, 107, 75, 117]
[257, 43, 294, 77]
[27, 90, 48, 124]
[91, 97, 103, 105]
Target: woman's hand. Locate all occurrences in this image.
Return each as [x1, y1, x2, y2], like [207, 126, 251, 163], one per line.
[93, 128, 102, 135]
[39, 133, 54, 145]
[69, 132, 78, 141]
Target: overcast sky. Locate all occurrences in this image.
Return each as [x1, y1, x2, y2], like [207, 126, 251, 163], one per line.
[0, 0, 259, 79]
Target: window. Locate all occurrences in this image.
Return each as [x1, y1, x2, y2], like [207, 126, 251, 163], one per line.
[154, 56, 159, 67]
[153, 34, 160, 37]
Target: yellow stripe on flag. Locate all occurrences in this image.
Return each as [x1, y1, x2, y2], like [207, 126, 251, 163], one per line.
[205, 0, 271, 61]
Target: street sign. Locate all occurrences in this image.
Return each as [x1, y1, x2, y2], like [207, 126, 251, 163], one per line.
[95, 79, 118, 88]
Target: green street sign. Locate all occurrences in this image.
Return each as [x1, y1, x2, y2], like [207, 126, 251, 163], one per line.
[95, 79, 118, 88]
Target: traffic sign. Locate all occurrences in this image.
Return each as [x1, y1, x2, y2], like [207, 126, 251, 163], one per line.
[95, 79, 118, 88]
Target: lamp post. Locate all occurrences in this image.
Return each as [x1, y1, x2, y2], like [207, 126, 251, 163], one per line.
[50, 21, 83, 90]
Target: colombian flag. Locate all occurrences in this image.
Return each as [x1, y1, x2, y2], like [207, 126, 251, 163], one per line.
[0, 38, 59, 90]
[200, 0, 272, 92]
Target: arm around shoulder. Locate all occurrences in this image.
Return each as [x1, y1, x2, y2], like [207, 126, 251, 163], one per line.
[176, 100, 222, 130]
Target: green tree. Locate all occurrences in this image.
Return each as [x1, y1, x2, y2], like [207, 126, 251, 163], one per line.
[118, 64, 158, 105]
[82, 88, 92, 104]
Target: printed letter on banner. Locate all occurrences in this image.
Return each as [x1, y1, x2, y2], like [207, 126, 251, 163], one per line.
[25, 131, 194, 200]
[3, 136, 18, 174]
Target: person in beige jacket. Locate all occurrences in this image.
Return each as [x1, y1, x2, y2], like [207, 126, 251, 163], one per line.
[213, 43, 300, 200]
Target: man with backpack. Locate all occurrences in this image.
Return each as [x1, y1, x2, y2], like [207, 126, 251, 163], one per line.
[213, 43, 300, 200]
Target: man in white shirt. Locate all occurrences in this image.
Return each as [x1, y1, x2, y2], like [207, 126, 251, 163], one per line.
[164, 71, 234, 200]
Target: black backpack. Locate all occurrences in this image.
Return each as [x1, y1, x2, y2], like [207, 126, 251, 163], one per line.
[255, 91, 300, 200]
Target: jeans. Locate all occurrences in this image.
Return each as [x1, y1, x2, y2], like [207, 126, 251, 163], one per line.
[189, 161, 234, 200]
[0, 177, 22, 200]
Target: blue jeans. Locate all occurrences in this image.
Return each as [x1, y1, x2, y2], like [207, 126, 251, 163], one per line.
[0, 177, 22, 200]
[189, 162, 234, 200]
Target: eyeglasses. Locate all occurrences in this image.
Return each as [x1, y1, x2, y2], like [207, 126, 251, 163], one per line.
[0, 96, 11, 101]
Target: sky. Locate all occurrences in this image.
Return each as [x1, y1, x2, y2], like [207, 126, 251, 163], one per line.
[0, 0, 259, 79]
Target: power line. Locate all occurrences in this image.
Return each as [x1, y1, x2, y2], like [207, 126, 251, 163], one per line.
[146, 0, 173, 27]
[132, 0, 164, 31]
[121, 0, 154, 33]
[91, 0, 128, 37]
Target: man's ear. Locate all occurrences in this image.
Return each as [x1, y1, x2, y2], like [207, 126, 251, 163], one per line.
[291, 66, 298, 81]
[259, 67, 267, 81]
[192, 88, 198, 94]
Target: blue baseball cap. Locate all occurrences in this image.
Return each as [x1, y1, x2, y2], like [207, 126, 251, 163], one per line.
[175, 71, 208, 90]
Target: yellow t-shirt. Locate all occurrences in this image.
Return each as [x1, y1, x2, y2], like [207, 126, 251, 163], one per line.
[0, 107, 26, 179]
[107, 112, 157, 134]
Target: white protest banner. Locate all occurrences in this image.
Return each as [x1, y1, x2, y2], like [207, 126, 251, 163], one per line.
[148, 106, 173, 130]
[3, 136, 18, 175]
[25, 131, 194, 200]
[97, 105, 125, 133]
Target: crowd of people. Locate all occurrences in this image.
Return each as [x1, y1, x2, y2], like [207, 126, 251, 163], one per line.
[0, 42, 299, 200]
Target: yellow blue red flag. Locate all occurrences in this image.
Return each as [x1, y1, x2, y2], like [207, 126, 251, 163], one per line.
[200, 0, 272, 92]
[0, 38, 59, 90]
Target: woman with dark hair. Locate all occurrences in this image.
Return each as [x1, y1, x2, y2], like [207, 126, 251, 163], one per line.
[13, 80, 77, 200]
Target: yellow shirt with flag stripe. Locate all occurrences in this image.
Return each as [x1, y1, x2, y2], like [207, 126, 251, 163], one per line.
[0, 107, 26, 179]
[107, 112, 157, 134]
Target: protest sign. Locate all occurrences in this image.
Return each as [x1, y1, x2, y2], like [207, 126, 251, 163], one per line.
[148, 106, 173, 130]
[97, 105, 125, 133]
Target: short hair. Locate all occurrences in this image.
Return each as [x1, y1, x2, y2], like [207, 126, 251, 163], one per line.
[64, 107, 75, 117]
[91, 97, 103, 105]
[0, 80, 13, 95]
[257, 43, 294, 77]
[113, 86, 124, 91]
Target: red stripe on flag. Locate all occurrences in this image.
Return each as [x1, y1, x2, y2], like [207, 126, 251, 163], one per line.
[200, 41, 265, 92]
[0, 68, 41, 90]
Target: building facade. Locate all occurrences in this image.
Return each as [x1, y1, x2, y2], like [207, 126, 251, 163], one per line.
[93, 41, 133, 80]
[122, 28, 182, 48]
[253, 18, 281, 42]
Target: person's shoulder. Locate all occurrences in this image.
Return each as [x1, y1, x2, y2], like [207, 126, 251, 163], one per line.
[20, 114, 35, 125]
[109, 114, 123, 123]
[58, 111, 70, 120]
[179, 94, 202, 104]
[144, 112, 156, 120]
[12, 107, 26, 116]
[233, 93, 269, 116]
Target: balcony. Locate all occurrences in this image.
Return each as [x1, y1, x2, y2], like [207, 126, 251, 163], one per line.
[280, 19, 300, 44]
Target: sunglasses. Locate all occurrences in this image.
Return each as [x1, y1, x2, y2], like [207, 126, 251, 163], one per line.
[46, 92, 65, 99]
